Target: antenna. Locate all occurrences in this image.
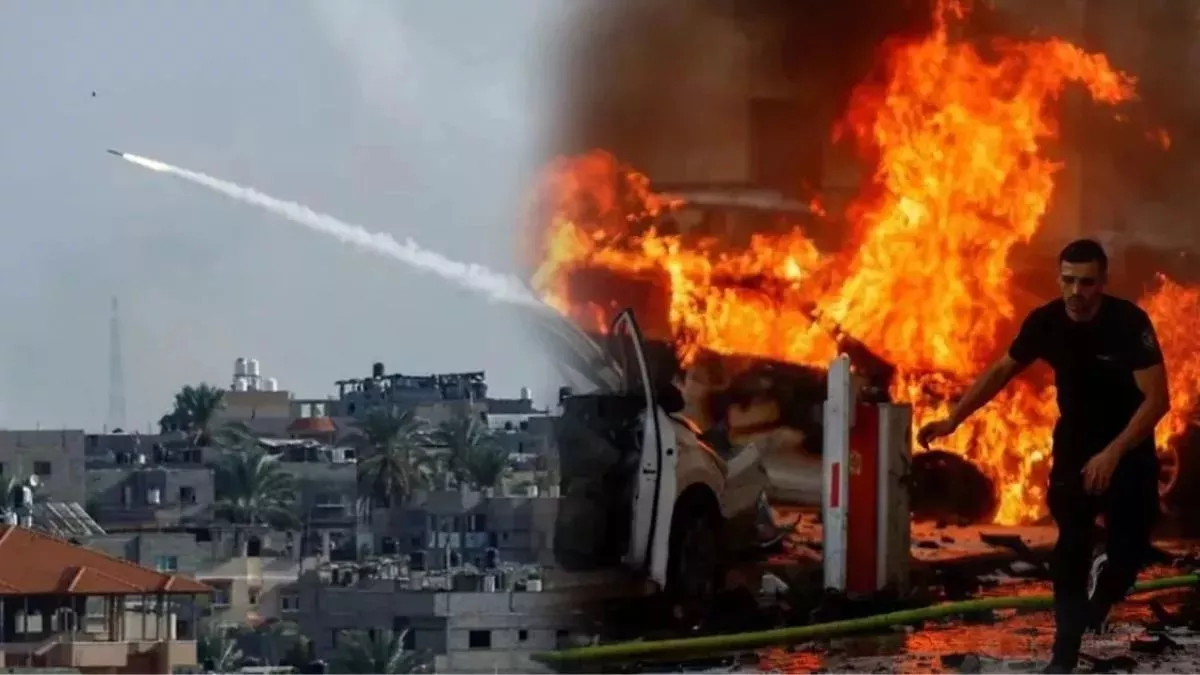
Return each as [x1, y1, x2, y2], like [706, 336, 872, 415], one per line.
[108, 296, 127, 431]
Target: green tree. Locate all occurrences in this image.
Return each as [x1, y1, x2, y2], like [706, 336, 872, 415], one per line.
[431, 410, 509, 488]
[159, 383, 227, 445]
[213, 449, 298, 529]
[196, 622, 244, 673]
[348, 407, 434, 508]
[330, 629, 430, 674]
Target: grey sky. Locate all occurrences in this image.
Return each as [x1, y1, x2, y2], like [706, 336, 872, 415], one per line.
[0, 1, 572, 431]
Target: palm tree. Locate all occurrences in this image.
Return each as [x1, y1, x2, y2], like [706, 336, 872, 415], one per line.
[460, 444, 513, 491]
[330, 629, 430, 674]
[348, 407, 434, 508]
[160, 383, 227, 445]
[196, 622, 244, 673]
[213, 449, 298, 530]
[431, 411, 507, 488]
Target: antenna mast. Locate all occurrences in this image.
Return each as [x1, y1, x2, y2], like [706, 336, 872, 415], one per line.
[108, 296, 126, 431]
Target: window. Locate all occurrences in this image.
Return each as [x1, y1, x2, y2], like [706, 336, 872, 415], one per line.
[280, 593, 299, 613]
[468, 630, 492, 649]
[146, 488, 161, 505]
[154, 555, 178, 572]
[33, 461, 51, 476]
[518, 629, 529, 642]
[211, 582, 231, 607]
[179, 486, 196, 504]
[247, 588, 260, 606]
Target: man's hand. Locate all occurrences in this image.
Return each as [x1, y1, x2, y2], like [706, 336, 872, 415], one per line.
[917, 418, 958, 449]
[1082, 447, 1122, 495]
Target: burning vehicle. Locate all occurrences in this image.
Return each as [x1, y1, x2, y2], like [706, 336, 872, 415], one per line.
[527, 0, 1200, 542]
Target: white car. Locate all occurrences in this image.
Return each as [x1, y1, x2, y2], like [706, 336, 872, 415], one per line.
[541, 307, 820, 606]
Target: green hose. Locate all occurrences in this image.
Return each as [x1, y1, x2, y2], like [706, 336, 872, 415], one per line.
[533, 573, 1200, 667]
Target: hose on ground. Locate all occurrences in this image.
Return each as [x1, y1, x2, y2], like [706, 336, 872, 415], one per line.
[533, 573, 1200, 667]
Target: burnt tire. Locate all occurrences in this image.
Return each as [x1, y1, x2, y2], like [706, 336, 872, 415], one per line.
[665, 490, 723, 626]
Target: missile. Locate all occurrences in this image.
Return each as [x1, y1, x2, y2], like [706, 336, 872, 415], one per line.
[106, 149, 124, 157]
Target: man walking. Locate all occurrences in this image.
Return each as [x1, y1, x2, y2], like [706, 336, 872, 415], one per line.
[918, 238, 1170, 673]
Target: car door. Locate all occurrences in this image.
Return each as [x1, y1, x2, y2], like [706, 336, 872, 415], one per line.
[608, 309, 673, 578]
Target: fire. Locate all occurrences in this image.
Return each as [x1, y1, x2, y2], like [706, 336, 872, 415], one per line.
[529, 3, 1197, 523]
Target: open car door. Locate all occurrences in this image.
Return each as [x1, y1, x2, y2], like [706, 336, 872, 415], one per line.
[609, 309, 677, 587]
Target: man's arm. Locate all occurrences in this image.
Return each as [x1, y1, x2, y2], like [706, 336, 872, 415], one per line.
[1105, 317, 1170, 457]
[948, 355, 1027, 427]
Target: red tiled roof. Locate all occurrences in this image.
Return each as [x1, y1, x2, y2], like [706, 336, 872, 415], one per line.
[0, 526, 211, 596]
[288, 417, 337, 434]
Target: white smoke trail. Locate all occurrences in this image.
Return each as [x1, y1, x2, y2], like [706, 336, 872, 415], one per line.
[116, 152, 542, 308]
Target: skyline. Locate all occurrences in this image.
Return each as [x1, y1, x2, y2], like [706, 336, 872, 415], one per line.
[0, 1, 576, 430]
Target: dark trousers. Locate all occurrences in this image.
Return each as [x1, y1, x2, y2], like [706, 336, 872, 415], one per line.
[1047, 452, 1159, 664]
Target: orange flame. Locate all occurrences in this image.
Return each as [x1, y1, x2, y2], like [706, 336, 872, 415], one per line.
[529, 3, 1197, 523]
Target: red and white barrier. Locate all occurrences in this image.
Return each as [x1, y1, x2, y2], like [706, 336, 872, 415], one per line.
[822, 355, 913, 595]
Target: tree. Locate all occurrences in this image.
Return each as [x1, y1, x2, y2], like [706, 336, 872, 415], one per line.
[330, 629, 430, 674]
[213, 449, 298, 529]
[348, 407, 434, 508]
[160, 383, 227, 445]
[431, 410, 509, 489]
[196, 622, 244, 673]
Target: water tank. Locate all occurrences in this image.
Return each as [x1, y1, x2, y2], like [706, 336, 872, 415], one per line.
[232, 378, 250, 392]
[372, 362, 385, 378]
[519, 387, 533, 401]
[264, 377, 279, 392]
[234, 358, 248, 377]
[247, 359, 261, 377]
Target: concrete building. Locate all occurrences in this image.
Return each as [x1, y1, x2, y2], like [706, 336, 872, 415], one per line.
[380, 489, 558, 569]
[86, 465, 215, 529]
[292, 564, 588, 673]
[0, 430, 86, 504]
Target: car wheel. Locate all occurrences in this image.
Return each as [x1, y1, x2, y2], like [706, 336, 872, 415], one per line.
[665, 494, 722, 625]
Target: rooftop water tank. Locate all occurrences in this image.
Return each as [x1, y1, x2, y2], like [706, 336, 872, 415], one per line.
[519, 387, 533, 401]
[232, 378, 250, 392]
[234, 357, 248, 377]
[247, 359, 261, 377]
[372, 362, 385, 379]
[264, 377, 279, 392]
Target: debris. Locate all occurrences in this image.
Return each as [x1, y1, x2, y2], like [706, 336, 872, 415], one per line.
[940, 652, 982, 673]
[760, 573, 790, 598]
[1131, 634, 1179, 655]
[1079, 653, 1136, 673]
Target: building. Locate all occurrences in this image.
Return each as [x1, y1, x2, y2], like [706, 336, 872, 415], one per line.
[292, 564, 592, 673]
[0, 430, 86, 504]
[380, 489, 558, 570]
[0, 525, 210, 673]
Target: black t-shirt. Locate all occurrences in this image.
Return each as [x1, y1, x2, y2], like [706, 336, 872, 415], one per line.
[1008, 295, 1163, 470]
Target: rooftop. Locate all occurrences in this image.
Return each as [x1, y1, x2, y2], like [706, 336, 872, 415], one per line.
[0, 526, 211, 596]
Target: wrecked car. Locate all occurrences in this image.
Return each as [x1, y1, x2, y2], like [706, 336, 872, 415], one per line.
[534, 305, 818, 607]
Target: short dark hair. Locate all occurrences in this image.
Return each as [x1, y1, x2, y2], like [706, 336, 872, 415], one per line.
[1058, 238, 1108, 273]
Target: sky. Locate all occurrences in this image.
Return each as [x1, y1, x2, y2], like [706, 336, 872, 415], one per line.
[0, 1, 575, 431]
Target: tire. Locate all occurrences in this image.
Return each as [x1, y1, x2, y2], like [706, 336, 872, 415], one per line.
[665, 490, 723, 626]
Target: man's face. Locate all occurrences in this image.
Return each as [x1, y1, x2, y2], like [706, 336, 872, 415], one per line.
[1058, 260, 1106, 319]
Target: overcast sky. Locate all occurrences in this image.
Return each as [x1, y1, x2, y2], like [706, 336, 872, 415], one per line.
[0, 1, 573, 431]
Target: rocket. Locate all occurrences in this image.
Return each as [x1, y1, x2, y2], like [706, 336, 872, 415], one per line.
[106, 149, 124, 157]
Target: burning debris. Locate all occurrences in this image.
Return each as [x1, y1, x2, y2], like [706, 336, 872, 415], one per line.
[528, 0, 1200, 527]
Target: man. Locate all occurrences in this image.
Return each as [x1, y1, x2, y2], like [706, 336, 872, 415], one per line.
[918, 238, 1170, 674]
